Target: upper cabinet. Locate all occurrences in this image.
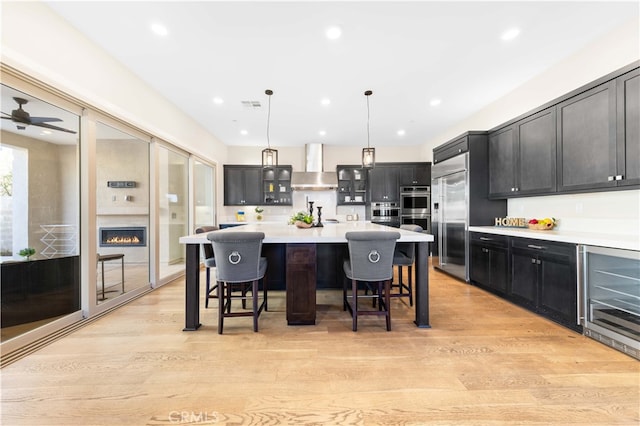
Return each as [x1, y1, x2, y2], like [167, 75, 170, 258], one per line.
[433, 136, 468, 164]
[223, 165, 262, 206]
[616, 69, 640, 187]
[399, 163, 431, 186]
[336, 165, 367, 205]
[262, 166, 292, 205]
[368, 165, 400, 202]
[558, 69, 640, 192]
[489, 108, 556, 198]
[488, 62, 639, 198]
[557, 81, 617, 192]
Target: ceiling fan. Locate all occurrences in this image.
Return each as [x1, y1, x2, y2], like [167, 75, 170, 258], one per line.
[1, 97, 77, 134]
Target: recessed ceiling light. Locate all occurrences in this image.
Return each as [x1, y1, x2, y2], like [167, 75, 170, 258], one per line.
[150, 22, 169, 37]
[319, 130, 327, 136]
[397, 130, 406, 136]
[429, 98, 442, 107]
[321, 98, 331, 106]
[501, 27, 520, 41]
[326, 26, 342, 40]
[213, 97, 224, 105]
[240, 130, 248, 136]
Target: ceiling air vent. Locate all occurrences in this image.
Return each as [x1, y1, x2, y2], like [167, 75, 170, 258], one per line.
[241, 100, 262, 109]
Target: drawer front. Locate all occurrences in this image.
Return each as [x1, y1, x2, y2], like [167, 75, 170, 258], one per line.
[470, 232, 509, 249]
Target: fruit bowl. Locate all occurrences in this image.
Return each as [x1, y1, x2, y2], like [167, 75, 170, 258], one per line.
[528, 223, 554, 230]
[527, 218, 556, 230]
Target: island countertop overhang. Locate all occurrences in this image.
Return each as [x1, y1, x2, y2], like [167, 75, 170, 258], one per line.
[180, 221, 434, 244]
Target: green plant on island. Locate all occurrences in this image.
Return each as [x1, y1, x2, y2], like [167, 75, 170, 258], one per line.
[19, 247, 36, 260]
[289, 211, 313, 225]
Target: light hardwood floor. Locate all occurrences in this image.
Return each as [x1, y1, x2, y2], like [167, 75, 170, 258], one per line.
[1, 266, 638, 425]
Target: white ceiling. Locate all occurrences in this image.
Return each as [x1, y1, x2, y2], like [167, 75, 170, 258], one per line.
[24, 1, 640, 148]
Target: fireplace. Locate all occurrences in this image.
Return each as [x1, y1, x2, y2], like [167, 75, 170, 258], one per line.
[99, 227, 146, 247]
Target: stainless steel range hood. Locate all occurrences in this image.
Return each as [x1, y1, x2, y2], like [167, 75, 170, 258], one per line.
[291, 144, 338, 190]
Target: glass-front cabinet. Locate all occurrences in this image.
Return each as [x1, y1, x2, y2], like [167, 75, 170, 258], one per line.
[583, 245, 640, 359]
[262, 166, 292, 205]
[337, 165, 367, 205]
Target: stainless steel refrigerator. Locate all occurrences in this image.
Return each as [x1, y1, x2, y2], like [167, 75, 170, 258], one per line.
[431, 133, 506, 282]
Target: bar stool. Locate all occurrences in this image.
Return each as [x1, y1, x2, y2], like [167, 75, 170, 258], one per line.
[97, 253, 124, 301]
[207, 231, 268, 334]
[195, 226, 219, 308]
[343, 231, 400, 331]
[391, 224, 423, 306]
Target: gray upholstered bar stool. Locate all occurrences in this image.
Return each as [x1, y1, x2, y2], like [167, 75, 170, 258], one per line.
[195, 226, 219, 308]
[207, 231, 267, 334]
[391, 224, 423, 306]
[343, 231, 400, 331]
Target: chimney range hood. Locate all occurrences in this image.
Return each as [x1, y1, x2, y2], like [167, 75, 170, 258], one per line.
[291, 144, 338, 191]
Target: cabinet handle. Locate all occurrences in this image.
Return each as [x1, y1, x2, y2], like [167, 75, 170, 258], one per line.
[527, 244, 545, 250]
[536, 259, 541, 265]
[479, 237, 492, 241]
[615, 175, 624, 181]
[482, 248, 489, 253]
[608, 176, 615, 182]
[511, 188, 516, 192]
[530, 258, 536, 264]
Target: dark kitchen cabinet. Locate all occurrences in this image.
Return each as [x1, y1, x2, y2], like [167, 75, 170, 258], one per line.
[262, 166, 292, 205]
[557, 81, 617, 192]
[223, 165, 262, 206]
[336, 165, 367, 205]
[469, 233, 509, 295]
[286, 244, 316, 325]
[488, 126, 515, 197]
[433, 136, 468, 164]
[368, 165, 400, 202]
[489, 107, 556, 198]
[509, 237, 580, 331]
[399, 163, 431, 186]
[616, 68, 640, 187]
[558, 68, 639, 192]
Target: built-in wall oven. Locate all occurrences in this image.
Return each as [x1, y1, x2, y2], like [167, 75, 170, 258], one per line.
[400, 186, 430, 233]
[371, 202, 401, 228]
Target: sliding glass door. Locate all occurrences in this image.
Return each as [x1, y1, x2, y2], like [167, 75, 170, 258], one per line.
[95, 122, 150, 304]
[0, 84, 81, 343]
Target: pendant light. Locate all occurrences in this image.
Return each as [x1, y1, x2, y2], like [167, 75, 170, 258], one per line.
[261, 89, 278, 168]
[362, 90, 375, 168]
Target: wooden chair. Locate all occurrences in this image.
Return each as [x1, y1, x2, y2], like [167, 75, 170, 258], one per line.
[343, 231, 400, 331]
[207, 231, 268, 334]
[391, 224, 423, 306]
[194, 226, 219, 308]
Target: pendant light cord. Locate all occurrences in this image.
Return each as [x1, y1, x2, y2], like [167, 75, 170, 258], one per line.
[266, 89, 273, 149]
[366, 95, 370, 149]
[365, 90, 373, 149]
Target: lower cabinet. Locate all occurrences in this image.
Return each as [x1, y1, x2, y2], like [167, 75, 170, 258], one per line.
[469, 233, 581, 332]
[510, 237, 580, 331]
[469, 233, 509, 295]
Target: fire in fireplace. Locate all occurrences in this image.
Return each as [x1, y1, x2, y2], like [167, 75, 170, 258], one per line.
[99, 227, 146, 247]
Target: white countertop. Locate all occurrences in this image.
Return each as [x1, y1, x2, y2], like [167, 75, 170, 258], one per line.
[469, 226, 640, 251]
[181, 221, 434, 244]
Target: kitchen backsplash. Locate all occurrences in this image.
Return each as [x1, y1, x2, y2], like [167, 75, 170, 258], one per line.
[508, 189, 640, 236]
[220, 189, 366, 224]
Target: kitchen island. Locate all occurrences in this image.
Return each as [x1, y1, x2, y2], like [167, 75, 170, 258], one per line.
[179, 222, 433, 329]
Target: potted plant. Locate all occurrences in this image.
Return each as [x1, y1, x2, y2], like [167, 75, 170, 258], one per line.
[255, 206, 264, 221]
[19, 247, 36, 261]
[289, 212, 313, 228]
